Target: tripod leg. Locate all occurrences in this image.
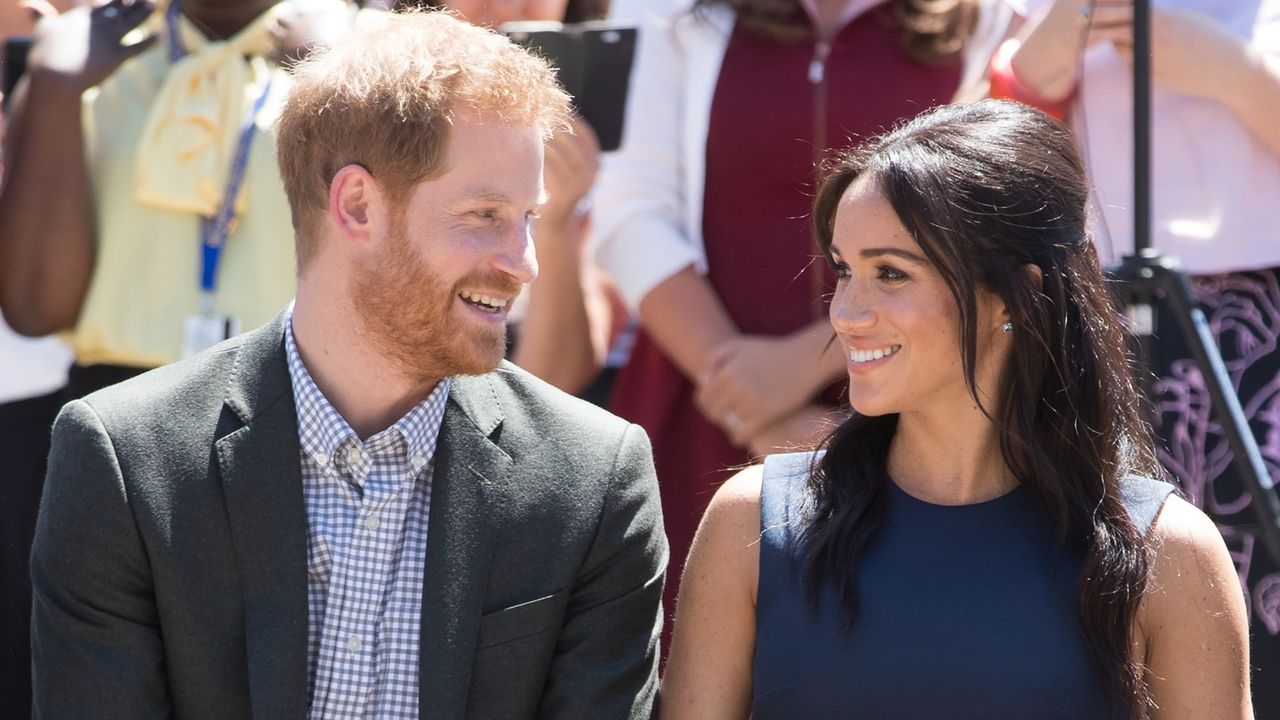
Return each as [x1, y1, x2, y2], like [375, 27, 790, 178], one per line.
[1157, 268, 1280, 566]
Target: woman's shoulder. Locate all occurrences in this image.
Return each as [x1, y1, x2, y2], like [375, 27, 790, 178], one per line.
[1137, 494, 1252, 714]
[1145, 494, 1238, 587]
[705, 463, 765, 536]
[1139, 493, 1247, 639]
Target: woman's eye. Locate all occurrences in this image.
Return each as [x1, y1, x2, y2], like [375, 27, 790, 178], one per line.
[877, 265, 908, 282]
[829, 258, 851, 280]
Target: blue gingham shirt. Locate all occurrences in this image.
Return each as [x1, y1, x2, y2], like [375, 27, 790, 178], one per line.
[285, 313, 450, 719]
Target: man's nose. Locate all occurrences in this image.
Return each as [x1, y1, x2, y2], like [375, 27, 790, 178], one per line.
[492, 224, 538, 285]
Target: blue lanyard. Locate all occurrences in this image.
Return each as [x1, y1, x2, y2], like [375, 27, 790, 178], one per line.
[166, 0, 274, 302]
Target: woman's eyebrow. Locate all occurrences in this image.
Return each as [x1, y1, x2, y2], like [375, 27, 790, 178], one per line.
[859, 247, 928, 264]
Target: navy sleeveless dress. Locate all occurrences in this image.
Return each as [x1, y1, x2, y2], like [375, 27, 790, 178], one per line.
[752, 452, 1175, 719]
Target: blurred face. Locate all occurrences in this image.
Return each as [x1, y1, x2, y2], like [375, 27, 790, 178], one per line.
[827, 179, 1008, 418]
[440, 0, 570, 27]
[352, 113, 544, 381]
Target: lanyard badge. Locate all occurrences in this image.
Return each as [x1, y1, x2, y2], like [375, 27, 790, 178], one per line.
[172, 0, 274, 357]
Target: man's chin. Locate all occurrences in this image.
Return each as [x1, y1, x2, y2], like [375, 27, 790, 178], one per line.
[435, 334, 508, 378]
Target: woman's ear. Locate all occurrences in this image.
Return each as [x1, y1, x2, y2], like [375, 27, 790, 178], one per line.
[1024, 263, 1044, 291]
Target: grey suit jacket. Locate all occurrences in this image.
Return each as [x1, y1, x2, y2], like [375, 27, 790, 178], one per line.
[30, 315, 667, 719]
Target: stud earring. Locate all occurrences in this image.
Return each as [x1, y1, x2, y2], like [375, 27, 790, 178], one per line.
[1002, 321, 1013, 334]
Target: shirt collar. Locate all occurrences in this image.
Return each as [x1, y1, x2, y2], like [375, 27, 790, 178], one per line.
[285, 307, 451, 473]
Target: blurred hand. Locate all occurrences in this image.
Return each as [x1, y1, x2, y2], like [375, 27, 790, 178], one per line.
[27, 0, 157, 93]
[696, 333, 821, 448]
[269, 0, 353, 65]
[746, 404, 839, 460]
[541, 116, 600, 225]
[1099, 8, 1254, 102]
[20, 0, 62, 23]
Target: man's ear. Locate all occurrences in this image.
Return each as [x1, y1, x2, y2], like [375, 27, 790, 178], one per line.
[328, 164, 387, 246]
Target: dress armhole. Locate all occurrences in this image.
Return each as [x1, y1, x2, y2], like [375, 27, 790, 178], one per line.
[1119, 475, 1178, 535]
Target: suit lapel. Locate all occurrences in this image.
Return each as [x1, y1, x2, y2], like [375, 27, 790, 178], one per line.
[419, 373, 512, 719]
[215, 315, 310, 718]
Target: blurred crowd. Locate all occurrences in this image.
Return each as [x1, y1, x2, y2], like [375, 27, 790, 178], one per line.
[2, 0, 1279, 715]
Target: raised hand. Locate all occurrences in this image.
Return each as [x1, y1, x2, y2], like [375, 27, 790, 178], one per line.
[27, 0, 157, 93]
[1101, 8, 1258, 103]
[541, 115, 601, 226]
[269, 0, 354, 65]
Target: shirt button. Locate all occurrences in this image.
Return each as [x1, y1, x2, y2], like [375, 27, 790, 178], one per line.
[411, 453, 425, 471]
[312, 452, 328, 466]
[346, 446, 362, 465]
[365, 513, 380, 532]
[346, 635, 362, 653]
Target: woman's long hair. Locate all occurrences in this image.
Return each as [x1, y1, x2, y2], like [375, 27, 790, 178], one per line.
[803, 100, 1164, 717]
[693, 0, 977, 64]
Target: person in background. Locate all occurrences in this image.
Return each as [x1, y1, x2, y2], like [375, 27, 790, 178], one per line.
[593, 0, 1012, 650]
[0, 0, 350, 713]
[1000, 0, 1280, 712]
[30, 11, 665, 717]
[0, 0, 351, 397]
[0, 2, 92, 715]
[664, 99, 1251, 720]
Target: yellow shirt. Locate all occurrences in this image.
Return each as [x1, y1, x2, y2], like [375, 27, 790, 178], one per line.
[73, 18, 296, 367]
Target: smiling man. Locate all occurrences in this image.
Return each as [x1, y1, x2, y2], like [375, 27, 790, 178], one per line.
[29, 11, 666, 720]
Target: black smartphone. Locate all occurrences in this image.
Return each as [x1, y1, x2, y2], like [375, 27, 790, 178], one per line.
[3, 35, 34, 107]
[504, 21, 637, 152]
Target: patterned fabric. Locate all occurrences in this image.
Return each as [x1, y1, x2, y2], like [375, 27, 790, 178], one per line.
[285, 311, 450, 719]
[1151, 266, 1280, 716]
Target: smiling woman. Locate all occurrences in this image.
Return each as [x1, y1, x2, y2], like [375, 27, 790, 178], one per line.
[660, 100, 1254, 719]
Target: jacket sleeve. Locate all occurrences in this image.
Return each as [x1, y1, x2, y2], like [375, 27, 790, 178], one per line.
[593, 14, 705, 311]
[30, 399, 171, 719]
[536, 423, 668, 720]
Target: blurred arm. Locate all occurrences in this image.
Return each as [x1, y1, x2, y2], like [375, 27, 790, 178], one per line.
[0, 2, 157, 336]
[0, 72, 96, 336]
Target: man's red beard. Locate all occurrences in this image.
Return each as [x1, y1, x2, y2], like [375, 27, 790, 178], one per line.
[350, 217, 521, 384]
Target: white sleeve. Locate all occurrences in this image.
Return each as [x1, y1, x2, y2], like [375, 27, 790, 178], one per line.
[593, 15, 704, 312]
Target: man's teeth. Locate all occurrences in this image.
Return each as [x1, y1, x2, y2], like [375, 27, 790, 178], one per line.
[849, 345, 900, 364]
[459, 290, 503, 310]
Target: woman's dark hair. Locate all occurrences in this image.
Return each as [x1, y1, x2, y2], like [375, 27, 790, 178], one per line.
[804, 99, 1164, 717]
[693, 0, 977, 64]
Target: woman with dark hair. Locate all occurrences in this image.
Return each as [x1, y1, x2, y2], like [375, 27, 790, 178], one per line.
[594, 0, 1013, 649]
[662, 100, 1252, 718]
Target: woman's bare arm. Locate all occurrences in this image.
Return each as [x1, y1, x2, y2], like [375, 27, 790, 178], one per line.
[1140, 495, 1252, 719]
[660, 465, 764, 719]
